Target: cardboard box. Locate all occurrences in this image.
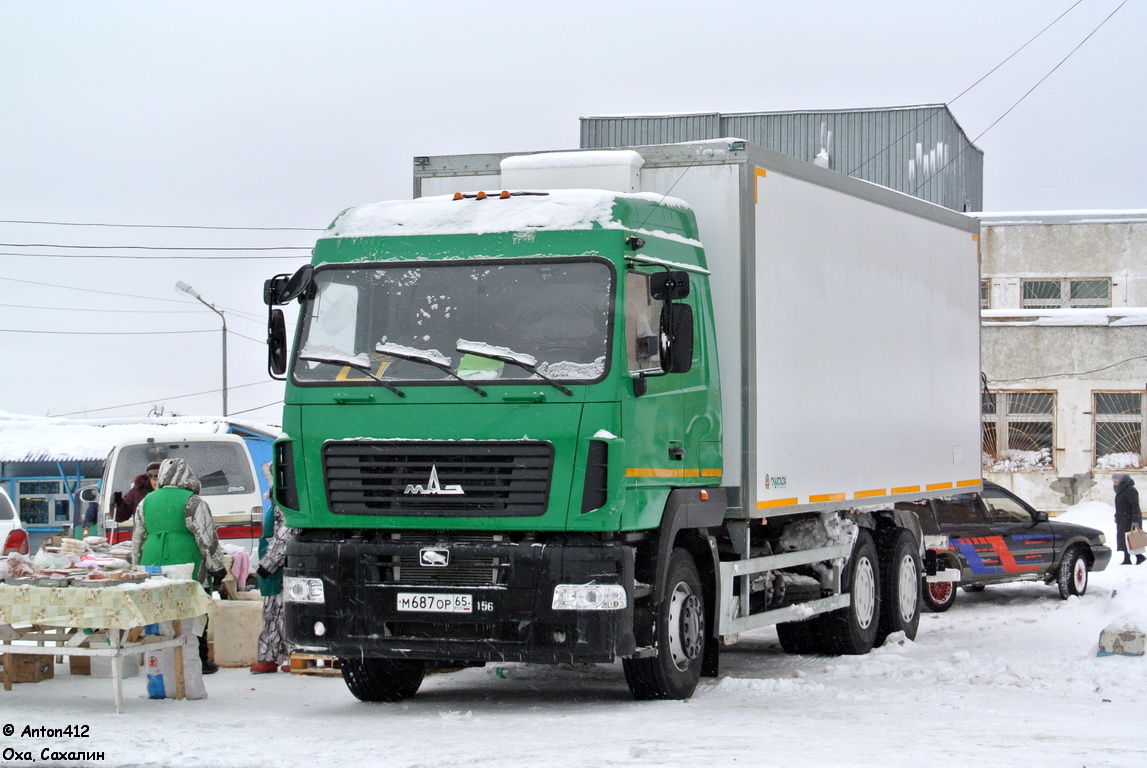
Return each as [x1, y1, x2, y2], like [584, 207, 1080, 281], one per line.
[207, 598, 262, 667]
[5, 654, 55, 684]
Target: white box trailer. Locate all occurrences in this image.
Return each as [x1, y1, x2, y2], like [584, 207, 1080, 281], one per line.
[414, 140, 983, 520]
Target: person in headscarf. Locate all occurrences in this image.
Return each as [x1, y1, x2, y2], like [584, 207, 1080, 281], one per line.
[132, 457, 228, 673]
[1112, 471, 1144, 565]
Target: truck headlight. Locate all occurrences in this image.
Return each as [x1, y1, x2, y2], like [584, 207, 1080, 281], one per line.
[284, 576, 325, 604]
[552, 583, 627, 611]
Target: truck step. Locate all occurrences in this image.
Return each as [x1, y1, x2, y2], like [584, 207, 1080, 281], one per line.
[288, 653, 342, 676]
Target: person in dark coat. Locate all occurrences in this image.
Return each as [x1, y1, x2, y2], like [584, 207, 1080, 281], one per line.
[113, 461, 161, 523]
[1112, 472, 1145, 565]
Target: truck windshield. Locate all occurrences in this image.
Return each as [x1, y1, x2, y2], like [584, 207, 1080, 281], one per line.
[293, 259, 613, 385]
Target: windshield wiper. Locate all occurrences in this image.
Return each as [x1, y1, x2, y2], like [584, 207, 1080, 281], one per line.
[299, 352, 405, 398]
[456, 339, 573, 396]
[375, 343, 488, 397]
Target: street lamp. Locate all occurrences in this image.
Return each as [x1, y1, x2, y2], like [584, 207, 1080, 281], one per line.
[176, 280, 228, 417]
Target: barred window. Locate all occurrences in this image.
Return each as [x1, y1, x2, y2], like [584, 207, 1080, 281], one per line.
[1093, 392, 1145, 469]
[1021, 278, 1111, 308]
[980, 279, 990, 309]
[982, 391, 1055, 471]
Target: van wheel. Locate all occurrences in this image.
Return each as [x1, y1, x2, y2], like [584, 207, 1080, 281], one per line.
[341, 657, 425, 702]
[624, 549, 705, 700]
[876, 530, 920, 644]
[822, 530, 880, 655]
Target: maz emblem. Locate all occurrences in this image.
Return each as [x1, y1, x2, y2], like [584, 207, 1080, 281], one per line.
[404, 465, 464, 496]
[419, 548, 450, 567]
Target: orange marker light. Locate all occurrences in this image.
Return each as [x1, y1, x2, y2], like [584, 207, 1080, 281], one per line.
[453, 193, 463, 200]
[476, 191, 487, 200]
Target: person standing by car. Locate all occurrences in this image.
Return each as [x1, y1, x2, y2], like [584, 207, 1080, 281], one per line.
[132, 458, 228, 673]
[1113, 472, 1145, 565]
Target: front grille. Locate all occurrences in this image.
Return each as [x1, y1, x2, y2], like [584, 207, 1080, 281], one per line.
[377, 532, 506, 586]
[324, 440, 553, 517]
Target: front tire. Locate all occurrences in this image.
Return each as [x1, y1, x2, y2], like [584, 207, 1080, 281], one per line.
[876, 530, 921, 644]
[624, 549, 706, 700]
[341, 657, 426, 702]
[1057, 546, 1089, 599]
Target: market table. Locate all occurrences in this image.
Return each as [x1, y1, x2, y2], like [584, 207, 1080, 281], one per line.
[0, 578, 214, 713]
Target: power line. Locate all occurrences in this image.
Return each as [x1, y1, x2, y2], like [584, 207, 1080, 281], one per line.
[1, 250, 311, 260]
[849, 0, 1084, 178]
[1, 242, 310, 251]
[52, 380, 277, 417]
[0, 303, 201, 314]
[0, 218, 322, 232]
[228, 401, 285, 417]
[1, 328, 215, 336]
[912, 0, 1128, 196]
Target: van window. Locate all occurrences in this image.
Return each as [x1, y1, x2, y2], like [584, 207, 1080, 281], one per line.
[110, 442, 255, 500]
[0, 490, 15, 520]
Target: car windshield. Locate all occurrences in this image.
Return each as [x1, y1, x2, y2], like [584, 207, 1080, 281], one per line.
[293, 259, 613, 386]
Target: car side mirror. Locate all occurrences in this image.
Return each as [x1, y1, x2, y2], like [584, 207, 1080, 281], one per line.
[268, 309, 288, 377]
[1033, 511, 1049, 523]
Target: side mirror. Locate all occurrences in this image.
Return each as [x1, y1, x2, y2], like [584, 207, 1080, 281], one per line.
[650, 271, 690, 301]
[264, 265, 313, 306]
[660, 303, 693, 374]
[268, 309, 288, 378]
[1034, 511, 1049, 523]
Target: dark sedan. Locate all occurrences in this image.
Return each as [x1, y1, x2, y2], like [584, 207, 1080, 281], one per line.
[898, 482, 1112, 611]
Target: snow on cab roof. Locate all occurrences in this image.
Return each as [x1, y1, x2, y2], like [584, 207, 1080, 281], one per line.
[325, 189, 691, 240]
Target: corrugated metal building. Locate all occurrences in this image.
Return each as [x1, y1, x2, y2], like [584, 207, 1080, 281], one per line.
[580, 105, 983, 212]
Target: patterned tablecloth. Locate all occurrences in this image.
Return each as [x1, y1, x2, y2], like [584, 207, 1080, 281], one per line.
[0, 578, 214, 629]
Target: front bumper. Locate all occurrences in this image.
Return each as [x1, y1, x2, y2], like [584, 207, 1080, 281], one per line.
[284, 531, 636, 664]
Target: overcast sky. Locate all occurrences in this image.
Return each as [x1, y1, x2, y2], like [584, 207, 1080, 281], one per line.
[2, 0, 1144, 424]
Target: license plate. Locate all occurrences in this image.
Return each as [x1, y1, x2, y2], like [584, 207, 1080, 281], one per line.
[396, 592, 473, 613]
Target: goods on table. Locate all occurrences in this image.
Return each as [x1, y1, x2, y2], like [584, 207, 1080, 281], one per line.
[0, 537, 153, 587]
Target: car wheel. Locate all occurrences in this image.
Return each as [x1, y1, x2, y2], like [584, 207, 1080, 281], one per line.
[922, 578, 956, 612]
[876, 529, 921, 644]
[1057, 546, 1089, 599]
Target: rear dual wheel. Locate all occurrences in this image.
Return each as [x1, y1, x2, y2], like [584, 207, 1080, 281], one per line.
[875, 530, 921, 644]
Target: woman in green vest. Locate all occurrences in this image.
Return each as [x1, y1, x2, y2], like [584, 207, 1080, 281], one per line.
[132, 457, 227, 673]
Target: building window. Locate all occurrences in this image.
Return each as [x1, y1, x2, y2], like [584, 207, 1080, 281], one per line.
[982, 390, 1055, 471]
[1094, 392, 1145, 469]
[1021, 278, 1111, 308]
[980, 279, 990, 309]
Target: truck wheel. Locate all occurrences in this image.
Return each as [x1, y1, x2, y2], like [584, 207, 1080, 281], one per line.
[822, 530, 881, 655]
[922, 579, 956, 612]
[1057, 546, 1089, 599]
[777, 620, 819, 655]
[623, 549, 706, 700]
[340, 657, 426, 702]
[875, 530, 921, 644]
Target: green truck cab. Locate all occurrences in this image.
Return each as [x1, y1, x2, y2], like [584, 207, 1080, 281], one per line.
[266, 189, 725, 701]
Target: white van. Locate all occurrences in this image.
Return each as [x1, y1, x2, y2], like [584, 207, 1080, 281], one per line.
[99, 434, 264, 556]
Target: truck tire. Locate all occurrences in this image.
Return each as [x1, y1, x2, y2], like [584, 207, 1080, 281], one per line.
[821, 530, 881, 655]
[777, 620, 818, 655]
[623, 548, 706, 700]
[875, 529, 921, 645]
[340, 657, 426, 702]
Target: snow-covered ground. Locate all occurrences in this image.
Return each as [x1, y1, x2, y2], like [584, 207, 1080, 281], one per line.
[4, 502, 1145, 768]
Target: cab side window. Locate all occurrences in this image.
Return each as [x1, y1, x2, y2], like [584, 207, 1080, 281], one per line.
[625, 271, 663, 374]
